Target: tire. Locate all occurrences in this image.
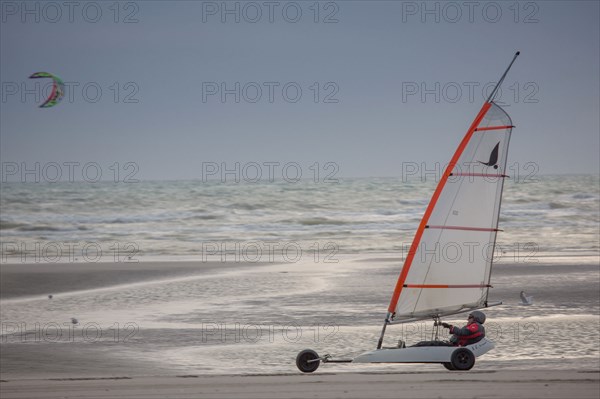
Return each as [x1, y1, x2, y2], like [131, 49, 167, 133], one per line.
[296, 349, 320, 373]
[442, 362, 456, 371]
[450, 348, 475, 371]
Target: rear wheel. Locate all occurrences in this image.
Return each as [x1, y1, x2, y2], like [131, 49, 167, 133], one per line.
[450, 348, 475, 371]
[442, 362, 456, 371]
[296, 349, 320, 373]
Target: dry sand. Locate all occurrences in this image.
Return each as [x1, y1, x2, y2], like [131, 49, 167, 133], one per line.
[1, 370, 599, 399]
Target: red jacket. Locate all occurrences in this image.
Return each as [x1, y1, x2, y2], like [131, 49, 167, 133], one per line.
[449, 322, 485, 346]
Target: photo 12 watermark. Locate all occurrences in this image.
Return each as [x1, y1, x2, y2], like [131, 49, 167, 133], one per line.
[400, 1, 540, 24]
[201, 81, 339, 104]
[1, 161, 140, 183]
[201, 1, 340, 24]
[398, 241, 539, 265]
[401, 81, 539, 104]
[397, 320, 539, 345]
[200, 161, 339, 183]
[401, 161, 540, 184]
[1, 321, 139, 344]
[1, 241, 141, 263]
[1, 1, 140, 24]
[199, 322, 339, 344]
[1, 80, 140, 106]
[200, 241, 339, 264]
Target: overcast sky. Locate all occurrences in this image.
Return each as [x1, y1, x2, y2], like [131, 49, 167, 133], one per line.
[1, 1, 598, 181]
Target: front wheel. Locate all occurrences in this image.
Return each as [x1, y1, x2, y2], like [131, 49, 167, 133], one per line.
[450, 348, 475, 371]
[296, 349, 320, 373]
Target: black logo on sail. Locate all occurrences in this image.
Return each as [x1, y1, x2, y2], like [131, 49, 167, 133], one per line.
[479, 142, 500, 169]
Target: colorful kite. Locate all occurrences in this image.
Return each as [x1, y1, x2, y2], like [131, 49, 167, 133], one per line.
[29, 72, 65, 108]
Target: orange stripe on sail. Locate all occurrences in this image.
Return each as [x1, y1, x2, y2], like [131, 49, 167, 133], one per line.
[449, 173, 508, 178]
[474, 125, 513, 131]
[426, 225, 501, 232]
[387, 101, 493, 314]
[403, 284, 492, 289]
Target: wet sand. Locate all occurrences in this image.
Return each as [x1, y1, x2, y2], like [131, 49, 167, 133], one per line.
[1, 370, 599, 399]
[0, 261, 263, 299]
[1, 261, 599, 398]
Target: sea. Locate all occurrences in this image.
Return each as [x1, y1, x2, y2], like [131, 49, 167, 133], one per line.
[0, 175, 599, 375]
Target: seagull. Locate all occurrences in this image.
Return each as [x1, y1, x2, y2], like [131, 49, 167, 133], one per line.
[519, 291, 533, 305]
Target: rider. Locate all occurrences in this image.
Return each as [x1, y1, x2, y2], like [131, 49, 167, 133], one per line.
[441, 311, 486, 346]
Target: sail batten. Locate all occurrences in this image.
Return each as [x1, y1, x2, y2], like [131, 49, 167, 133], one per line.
[449, 173, 508, 178]
[403, 284, 492, 289]
[425, 225, 501, 232]
[475, 125, 514, 131]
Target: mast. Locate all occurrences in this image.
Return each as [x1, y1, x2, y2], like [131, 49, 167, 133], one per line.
[487, 51, 520, 103]
[377, 52, 520, 349]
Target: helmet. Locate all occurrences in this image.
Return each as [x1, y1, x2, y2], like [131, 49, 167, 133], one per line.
[469, 311, 486, 324]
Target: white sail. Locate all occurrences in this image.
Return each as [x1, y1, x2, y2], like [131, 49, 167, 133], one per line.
[390, 102, 513, 322]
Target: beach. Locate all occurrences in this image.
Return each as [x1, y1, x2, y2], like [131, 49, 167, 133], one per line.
[1, 259, 599, 398]
[0, 261, 262, 299]
[2, 370, 599, 399]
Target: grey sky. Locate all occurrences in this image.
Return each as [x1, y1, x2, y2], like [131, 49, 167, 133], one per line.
[1, 0, 598, 181]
